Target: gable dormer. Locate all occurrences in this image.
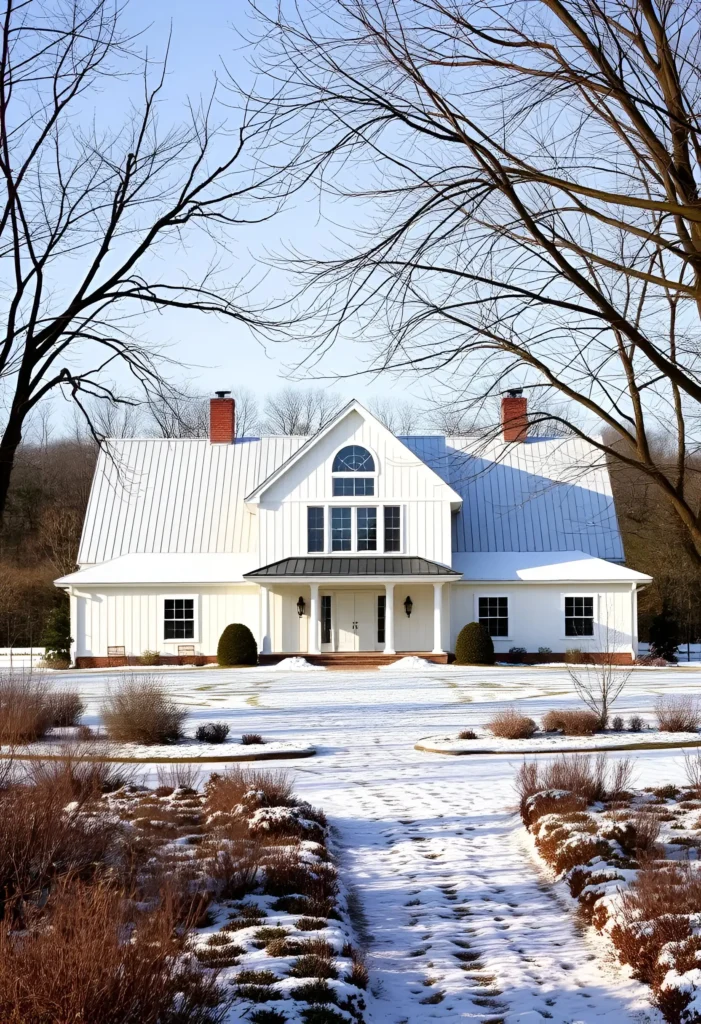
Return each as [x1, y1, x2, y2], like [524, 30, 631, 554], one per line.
[245, 400, 461, 567]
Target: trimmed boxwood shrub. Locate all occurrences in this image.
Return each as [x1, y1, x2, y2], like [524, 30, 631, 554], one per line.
[454, 621, 494, 665]
[217, 623, 258, 666]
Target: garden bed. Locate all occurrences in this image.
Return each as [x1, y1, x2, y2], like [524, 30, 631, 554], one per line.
[0, 758, 368, 1024]
[415, 730, 701, 755]
[518, 753, 701, 1023]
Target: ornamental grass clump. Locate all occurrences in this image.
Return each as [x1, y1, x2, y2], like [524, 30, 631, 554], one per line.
[454, 622, 494, 665]
[217, 624, 258, 667]
[541, 708, 600, 736]
[655, 695, 700, 733]
[0, 674, 53, 744]
[487, 707, 537, 739]
[101, 676, 187, 744]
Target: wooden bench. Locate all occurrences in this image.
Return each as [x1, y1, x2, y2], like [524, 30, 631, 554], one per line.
[107, 645, 127, 666]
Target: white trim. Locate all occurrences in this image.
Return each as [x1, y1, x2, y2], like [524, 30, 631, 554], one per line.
[244, 399, 463, 505]
[560, 591, 597, 641]
[474, 593, 510, 641]
[159, 594, 200, 646]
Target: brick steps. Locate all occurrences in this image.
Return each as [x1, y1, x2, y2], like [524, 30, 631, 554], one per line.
[258, 651, 450, 669]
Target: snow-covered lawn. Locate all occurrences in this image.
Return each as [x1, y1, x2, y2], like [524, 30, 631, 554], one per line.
[40, 663, 701, 1022]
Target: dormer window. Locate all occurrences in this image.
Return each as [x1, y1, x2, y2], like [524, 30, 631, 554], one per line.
[332, 445, 375, 496]
[332, 446, 375, 472]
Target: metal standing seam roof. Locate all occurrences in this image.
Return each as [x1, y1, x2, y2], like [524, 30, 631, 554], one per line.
[401, 435, 623, 560]
[244, 557, 461, 578]
[77, 437, 308, 564]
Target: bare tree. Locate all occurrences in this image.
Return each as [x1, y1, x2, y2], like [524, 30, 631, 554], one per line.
[367, 395, 424, 434]
[262, 387, 343, 435]
[147, 385, 260, 438]
[0, 0, 298, 519]
[256, 0, 701, 561]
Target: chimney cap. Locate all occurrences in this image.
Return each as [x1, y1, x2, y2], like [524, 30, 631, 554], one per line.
[214, 390, 231, 399]
[505, 387, 523, 398]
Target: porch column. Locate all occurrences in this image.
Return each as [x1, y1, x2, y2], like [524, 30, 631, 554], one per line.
[260, 585, 272, 655]
[384, 582, 395, 654]
[432, 582, 444, 654]
[308, 583, 320, 654]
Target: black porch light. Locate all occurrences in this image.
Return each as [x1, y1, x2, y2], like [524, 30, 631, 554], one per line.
[297, 596, 306, 617]
[404, 595, 413, 618]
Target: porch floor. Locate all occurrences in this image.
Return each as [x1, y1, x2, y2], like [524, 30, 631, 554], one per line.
[258, 651, 451, 669]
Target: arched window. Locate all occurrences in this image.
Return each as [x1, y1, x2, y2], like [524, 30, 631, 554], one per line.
[332, 445, 375, 473]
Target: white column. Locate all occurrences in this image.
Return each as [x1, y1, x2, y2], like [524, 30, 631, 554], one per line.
[260, 585, 271, 655]
[433, 582, 444, 654]
[308, 583, 320, 654]
[385, 582, 395, 654]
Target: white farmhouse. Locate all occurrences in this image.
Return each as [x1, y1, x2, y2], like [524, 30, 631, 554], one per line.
[55, 393, 651, 666]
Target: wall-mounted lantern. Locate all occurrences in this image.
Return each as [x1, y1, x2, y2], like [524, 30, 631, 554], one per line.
[297, 596, 306, 617]
[404, 595, 413, 618]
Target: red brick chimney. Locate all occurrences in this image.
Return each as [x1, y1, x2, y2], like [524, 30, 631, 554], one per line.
[210, 392, 235, 443]
[501, 389, 528, 442]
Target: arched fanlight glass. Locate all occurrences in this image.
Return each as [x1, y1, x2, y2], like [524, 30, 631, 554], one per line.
[332, 445, 375, 472]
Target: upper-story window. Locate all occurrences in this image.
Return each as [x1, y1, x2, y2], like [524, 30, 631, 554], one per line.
[332, 445, 375, 472]
[332, 445, 375, 496]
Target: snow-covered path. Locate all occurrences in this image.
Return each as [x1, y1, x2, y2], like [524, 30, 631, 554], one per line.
[56, 662, 701, 1022]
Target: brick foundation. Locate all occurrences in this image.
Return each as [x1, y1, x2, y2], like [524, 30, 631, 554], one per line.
[75, 655, 217, 668]
[496, 652, 634, 665]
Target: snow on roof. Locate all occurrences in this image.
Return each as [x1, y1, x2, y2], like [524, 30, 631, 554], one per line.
[77, 436, 307, 564]
[402, 434, 623, 560]
[453, 551, 650, 583]
[57, 552, 260, 587]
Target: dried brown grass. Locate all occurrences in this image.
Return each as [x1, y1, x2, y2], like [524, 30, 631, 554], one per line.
[0, 675, 52, 744]
[541, 709, 600, 736]
[654, 696, 700, 733]
[47, 690, 85, 727]
[205, 768, 293, 814]
[487, 708, 537, 740]
[101, 677, 187, 744]
[515, 754, 634, 822]
[0, 879, 228, 1024]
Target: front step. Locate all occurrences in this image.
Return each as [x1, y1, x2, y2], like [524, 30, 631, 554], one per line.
[258, 651, 450, 669]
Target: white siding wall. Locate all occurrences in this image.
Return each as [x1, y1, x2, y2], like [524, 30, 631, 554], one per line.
[258, 410, 455, 566]
[73, 586, 260, 658]
[449, 582, 637, 655]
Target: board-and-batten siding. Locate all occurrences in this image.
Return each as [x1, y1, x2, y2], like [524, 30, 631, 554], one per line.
[78, 437, 307, 564]
[257, 411, 455, 566]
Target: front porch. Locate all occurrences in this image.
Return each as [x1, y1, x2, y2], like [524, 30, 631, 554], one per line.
[259, 651, 451, 668]
[243, 556, 462, 658]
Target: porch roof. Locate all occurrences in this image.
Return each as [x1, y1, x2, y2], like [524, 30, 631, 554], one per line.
[244, 556, 461, 579]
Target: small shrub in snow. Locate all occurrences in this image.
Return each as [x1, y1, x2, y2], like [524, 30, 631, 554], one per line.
[541, 708, 600, 735]
[611, 715, 624, 732]
[628, 714, 644, 732]
[458, 729, 477, 740]
[196, 722, 230, 744]
[454, 621, 494, 665]
[515, 753, 633, 820]
[0, 674, 53, 743]
[217, 623, 257, 666]
[487, 707, 536, 739]
[508, 646, 527, 656]
[139, 649, 160, 665]
[156, 763, 202, 792]
[101, 676, 187, 744]
[564, 648, 586, 664]
[655, 695, 700, 733]
[205, 768, 293, 814]
[48, 689, 85, 727]
[242, 733, 264, 745]
[537, 646, 552, 655]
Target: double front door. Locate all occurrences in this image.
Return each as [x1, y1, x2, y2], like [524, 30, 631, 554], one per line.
[333, 591, 378, 651]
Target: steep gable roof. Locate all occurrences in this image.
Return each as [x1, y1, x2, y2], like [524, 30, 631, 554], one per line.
[245, 399, 463, 506]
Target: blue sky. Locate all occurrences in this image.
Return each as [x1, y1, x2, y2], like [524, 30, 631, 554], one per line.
[75, 0, 436, 415]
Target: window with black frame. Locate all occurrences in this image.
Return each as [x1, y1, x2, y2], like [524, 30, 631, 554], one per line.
[478, 596, 508, 637]
[384, 506, 400, 551]
[565, 596, 594, 636]
[307, 506, 324, 552]
[357, 507, 377, 551]
[164, 598, 195, 640]
[331, 507, 352, 551]
[321, 595, 332, 645]
[377, 594, 386, 643]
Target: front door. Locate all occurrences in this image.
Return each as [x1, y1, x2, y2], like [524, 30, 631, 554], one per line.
[334, 592, 377, 651]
